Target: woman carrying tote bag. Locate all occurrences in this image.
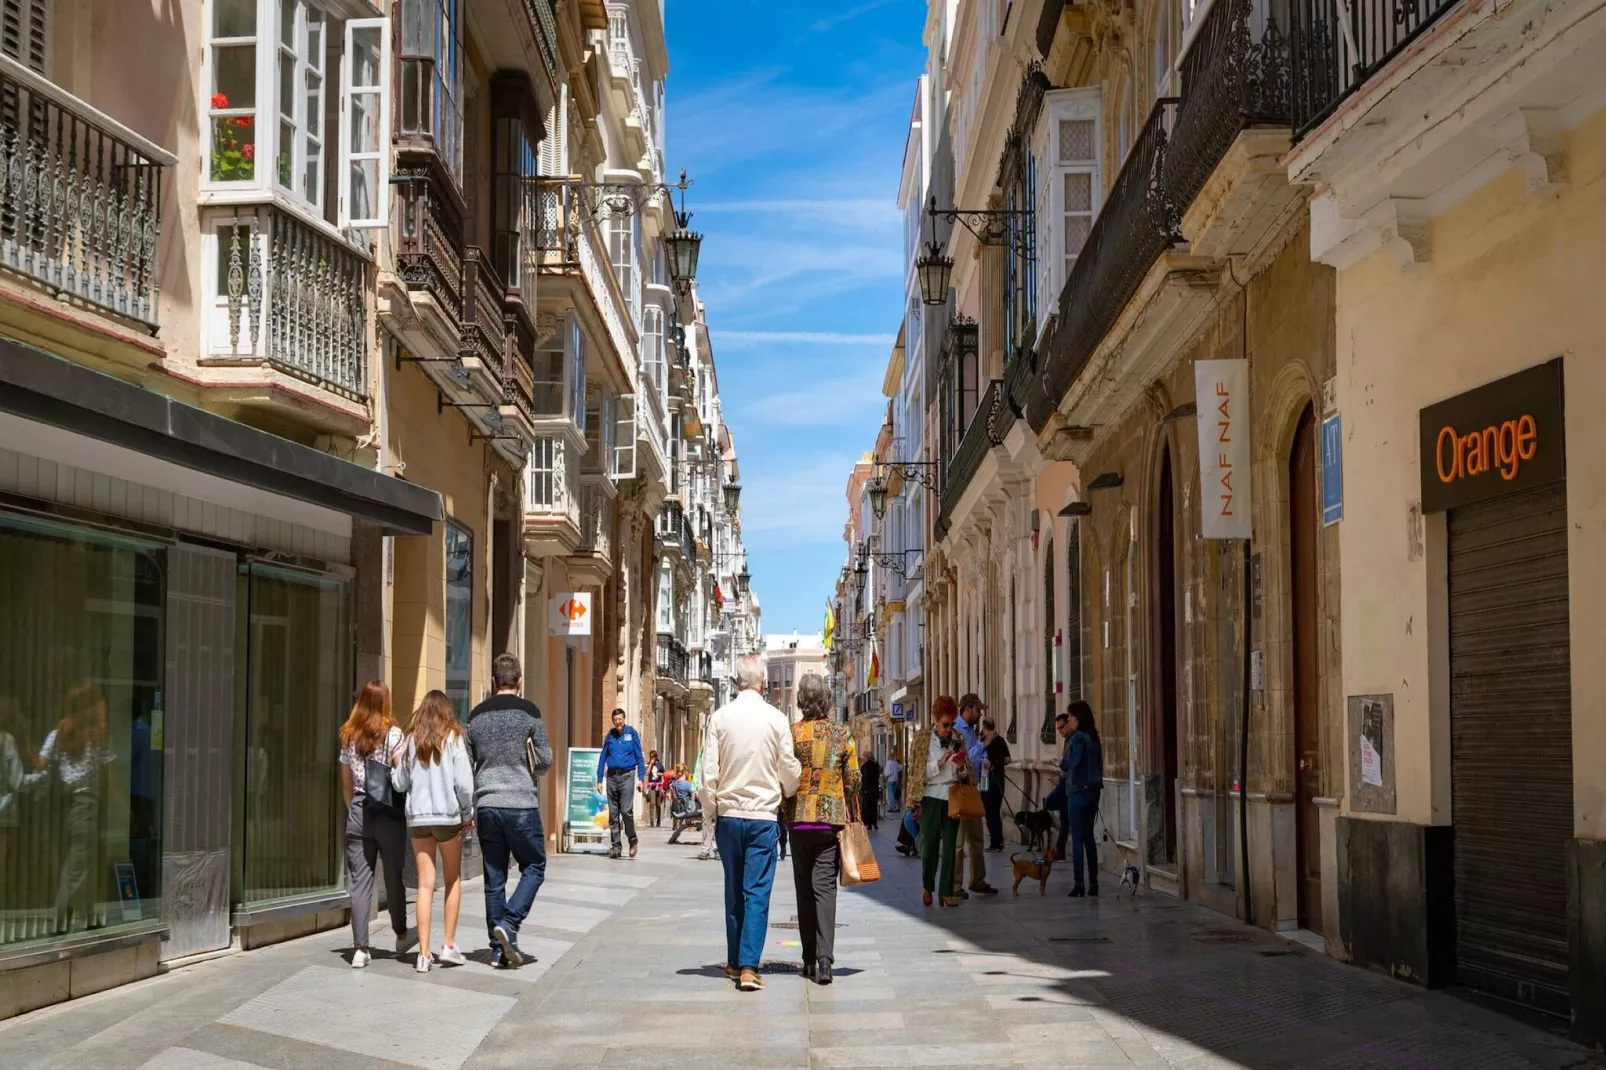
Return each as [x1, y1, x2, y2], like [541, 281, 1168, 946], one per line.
[338, 680, 412, 969]
[783, 674, 861, 986]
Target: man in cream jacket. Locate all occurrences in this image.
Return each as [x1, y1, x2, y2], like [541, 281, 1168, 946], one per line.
[699, 654, 802, 992]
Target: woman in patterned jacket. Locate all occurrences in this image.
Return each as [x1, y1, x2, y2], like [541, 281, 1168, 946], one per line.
[783, 673, 861, 985]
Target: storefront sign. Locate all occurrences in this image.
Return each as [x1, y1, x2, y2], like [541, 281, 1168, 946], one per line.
[891, 702, 905, 722]
[565, 746, 606, 840]
[548, 593, 592, 636]
[1419, 358, 1565, 513]
[1321, 413, 1343, 526]
[1194, 360, 1251, 539]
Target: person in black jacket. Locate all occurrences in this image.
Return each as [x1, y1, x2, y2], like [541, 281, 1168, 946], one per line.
[981, 718, 1010, 851]
[859, 754, 882, 831]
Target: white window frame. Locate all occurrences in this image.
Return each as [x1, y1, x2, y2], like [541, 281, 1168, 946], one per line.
[1036, 86, 1102, 338]
[275, 2, 327, 206]
[527, 434, 557, 510]
[339, 16, 391, 228]
[568, 318, 588, 432]
[614, 394, 637, 479]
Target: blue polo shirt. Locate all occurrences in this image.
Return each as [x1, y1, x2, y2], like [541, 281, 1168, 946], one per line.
[597, 726, 646, 780]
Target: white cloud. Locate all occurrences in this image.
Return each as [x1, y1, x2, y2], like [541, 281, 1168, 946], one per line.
[809, 0, 900, 34]
[715, 330, 896, 347]
[737, 452, 864, 543]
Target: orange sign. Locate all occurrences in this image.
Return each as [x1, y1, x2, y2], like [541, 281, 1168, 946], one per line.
[548, 593, 592, 636]
[1418, 358, 1564, 514]
[1433, 415, 1537, 485]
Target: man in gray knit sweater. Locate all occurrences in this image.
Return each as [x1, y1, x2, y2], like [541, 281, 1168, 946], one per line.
[467, 653, 553, 968]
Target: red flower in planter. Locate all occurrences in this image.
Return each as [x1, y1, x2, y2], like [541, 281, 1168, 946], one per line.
[242, 144, 255, 161]
[234, 116, 251, 128]
[211, 92, 229, 109]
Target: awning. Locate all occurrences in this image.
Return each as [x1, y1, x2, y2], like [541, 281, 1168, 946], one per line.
[0, 339, 442, 535]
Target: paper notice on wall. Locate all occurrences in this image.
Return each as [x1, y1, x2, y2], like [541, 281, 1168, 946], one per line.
[1195, 359, 1252, 540]
[1360, 734, 1383, 787]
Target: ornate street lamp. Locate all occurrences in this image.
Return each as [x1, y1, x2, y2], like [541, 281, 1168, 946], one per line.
[867, 475, 888, 522]
[664, 171, 703, 293]
[736, 566, 751, 599]
[916, 236, 953, 308]
[723, 480, 742, 513]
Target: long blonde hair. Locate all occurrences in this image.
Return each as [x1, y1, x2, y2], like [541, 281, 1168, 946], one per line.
[406, 690, 462, 767]
[339, 680, 394, 758]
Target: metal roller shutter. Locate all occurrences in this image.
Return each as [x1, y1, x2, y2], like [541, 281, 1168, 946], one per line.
[1448, 480, 1572, 1015]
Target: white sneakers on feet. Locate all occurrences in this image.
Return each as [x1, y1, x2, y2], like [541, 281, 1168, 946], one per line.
[437, 944, 466, 966]
[394, 928, 418, 955]
[351, 948, 371, 969]
[415, 953, 432, 974]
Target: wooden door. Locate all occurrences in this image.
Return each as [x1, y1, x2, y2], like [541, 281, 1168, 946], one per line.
[1290, 406, 1322, 931]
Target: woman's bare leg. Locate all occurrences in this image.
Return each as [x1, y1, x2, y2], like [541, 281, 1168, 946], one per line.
[412, 838, 436, 958]
[439, 833, 463, 949]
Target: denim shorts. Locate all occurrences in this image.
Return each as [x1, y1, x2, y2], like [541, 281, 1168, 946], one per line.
[410, 823, 466, 843]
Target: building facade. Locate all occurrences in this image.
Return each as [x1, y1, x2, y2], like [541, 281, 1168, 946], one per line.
[0, 0, 755, 1021]
[764, 633, 827, 725]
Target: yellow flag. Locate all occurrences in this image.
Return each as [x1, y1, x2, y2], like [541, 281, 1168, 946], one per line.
[823, 601, 835, 650]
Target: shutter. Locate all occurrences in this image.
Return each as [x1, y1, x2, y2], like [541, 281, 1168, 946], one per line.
[1448, 480, 1572, 1016]
[1, 0, 48, 73]
[339, 17, 390, 228]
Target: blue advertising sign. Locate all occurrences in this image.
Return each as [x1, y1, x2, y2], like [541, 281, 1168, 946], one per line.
[1321, 413, 1343, 526]
[890, 702, 905, 722]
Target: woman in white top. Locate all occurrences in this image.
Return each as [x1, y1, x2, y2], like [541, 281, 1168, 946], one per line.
[390, 690, 475, 973]
[919, 696, 969, 908]
[338, 680, 410, 968]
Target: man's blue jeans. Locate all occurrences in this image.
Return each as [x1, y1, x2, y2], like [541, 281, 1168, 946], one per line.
[477, 807, 547, 944]
[714, 817, 780, 970]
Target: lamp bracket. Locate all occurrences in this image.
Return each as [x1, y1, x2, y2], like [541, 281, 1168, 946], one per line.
[926, 196, 1032, 258]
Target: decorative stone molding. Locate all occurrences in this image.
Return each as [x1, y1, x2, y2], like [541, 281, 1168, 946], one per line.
[1309, 191, 1430, 272]
[1495, 108, 1566, 196]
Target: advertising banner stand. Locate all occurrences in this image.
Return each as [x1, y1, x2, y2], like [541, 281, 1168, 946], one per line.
[563, 746, 608, 853]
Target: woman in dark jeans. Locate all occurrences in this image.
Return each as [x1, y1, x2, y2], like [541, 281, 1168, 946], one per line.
[784, 674, 860, 984]
[980, 717, 1009, 850]
[1063, 699, 1104, 897]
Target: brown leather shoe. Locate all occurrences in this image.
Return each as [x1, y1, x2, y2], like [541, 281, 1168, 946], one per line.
[629, 841, 639, 858]
[738, 968, 763, 991]
[723, 965, 740, 981]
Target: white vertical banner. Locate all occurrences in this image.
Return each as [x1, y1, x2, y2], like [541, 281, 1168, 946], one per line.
[1195, 359, 1251, 540]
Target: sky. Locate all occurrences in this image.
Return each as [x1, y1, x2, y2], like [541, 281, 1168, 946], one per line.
[664, 0, 927, 636]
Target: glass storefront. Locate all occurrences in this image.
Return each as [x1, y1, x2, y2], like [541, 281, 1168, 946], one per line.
[0, 512, 165, 950]
[232, 563, 350, 905]
[444, 520, 473, 718]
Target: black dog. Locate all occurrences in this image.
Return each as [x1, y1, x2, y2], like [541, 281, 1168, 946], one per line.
[1013, 808, 1055, 853]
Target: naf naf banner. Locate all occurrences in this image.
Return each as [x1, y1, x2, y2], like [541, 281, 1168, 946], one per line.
[1195, 360, 1251, 540]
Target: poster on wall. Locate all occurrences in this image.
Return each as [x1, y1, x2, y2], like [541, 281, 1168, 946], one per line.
[549, 593, 592, 636]
[1347, 694, 1397, 814]
[1194, 359, 1251, 540]
[1321, 413, 1343, 525]
[564, 747, 607, 851]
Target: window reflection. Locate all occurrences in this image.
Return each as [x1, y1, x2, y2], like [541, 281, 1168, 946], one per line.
[445, 522, 473, 719]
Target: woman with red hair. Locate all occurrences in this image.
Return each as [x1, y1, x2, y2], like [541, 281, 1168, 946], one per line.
[338, 680, 411, 968]
[907, 695, 967, 908]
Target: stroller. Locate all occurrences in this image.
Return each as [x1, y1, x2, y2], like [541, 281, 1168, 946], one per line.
[895, 807, 919, 856]
[668, 790, 703, 844]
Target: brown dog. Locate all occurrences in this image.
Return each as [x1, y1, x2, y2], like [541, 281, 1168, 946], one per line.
[1010, 851, 1053, 896]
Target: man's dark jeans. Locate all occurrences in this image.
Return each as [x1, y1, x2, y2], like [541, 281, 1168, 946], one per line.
[982, 782, 1006, 849]
[477, 806, 547, 945]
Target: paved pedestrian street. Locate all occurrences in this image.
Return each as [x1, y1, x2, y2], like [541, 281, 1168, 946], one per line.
[0, 824, 1596, 1070]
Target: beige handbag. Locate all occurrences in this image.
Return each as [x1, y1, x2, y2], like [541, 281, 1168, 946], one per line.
[838, 821, 881, 886]
[948, 781, 984, 820]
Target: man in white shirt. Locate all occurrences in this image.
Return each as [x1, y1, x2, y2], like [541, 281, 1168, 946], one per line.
[699, 654, 802, 993]
[883, 755, 903, 812]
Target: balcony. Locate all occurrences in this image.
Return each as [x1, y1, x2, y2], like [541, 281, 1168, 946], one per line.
[527, 177, 638, 384]
[524, 431, 583, 557]
[657, 501, 694, 567]
[460, 246, 507, 397]
[1290, 0, 1460, 139]
[938, 379, 1003, 536]
[565, 479, 616, 586]
[655, 632, 689, 695]
[0, 56, 175, 331]
[200, 204, 370, 435]
[394, 152, 465, 346]
[853, 690, 875, 716]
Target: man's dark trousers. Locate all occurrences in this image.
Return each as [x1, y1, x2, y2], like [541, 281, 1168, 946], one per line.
[982, 780, 1006, 849]
[477, 807, 546, 944]
[606, 769, 638, 851]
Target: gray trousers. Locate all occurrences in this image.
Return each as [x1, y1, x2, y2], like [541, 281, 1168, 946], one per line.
[345, 798, 408, 947]
[788, 827, 839, 964]
[606, 770, 637, 850]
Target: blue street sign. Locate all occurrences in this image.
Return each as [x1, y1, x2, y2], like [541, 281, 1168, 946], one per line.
[1322, 413, 1343, 526]
[891, 702, 904, 722]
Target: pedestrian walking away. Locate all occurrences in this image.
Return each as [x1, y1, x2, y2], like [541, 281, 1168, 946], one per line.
[908, 695, 964, 907]
[337, 680, 412, 968]
[953, 694, 999, 896]
[883, 753, 902, 812]
[981, 716, 1010, 851]
[596, 708, 646, 859]
[1063, 699, 1105, 897]
[467, 653, 553, 968]
[859, 752, 881, 831]
[785, 674, 860, 985]
[700, 654, 802, 992]
[391, 690, 475, 973]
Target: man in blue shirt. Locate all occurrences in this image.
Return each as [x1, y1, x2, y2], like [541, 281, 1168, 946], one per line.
[953, 694, 999, 896]
[596, 708, 646, 859]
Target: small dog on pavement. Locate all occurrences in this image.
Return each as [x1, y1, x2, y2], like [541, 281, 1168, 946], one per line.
[1010, 851, 1054, 896]
[1013, 808, 1055, 854]
[1104, 830, 1141, 897]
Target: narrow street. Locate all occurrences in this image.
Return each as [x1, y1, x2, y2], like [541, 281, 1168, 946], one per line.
[0, 824, 1592, 1070]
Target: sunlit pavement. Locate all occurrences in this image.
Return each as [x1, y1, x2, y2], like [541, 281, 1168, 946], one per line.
[0, 820, 1597, 1069]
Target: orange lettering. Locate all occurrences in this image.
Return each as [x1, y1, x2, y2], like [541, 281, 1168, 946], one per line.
[1517, 414, 1537, 461]
[1436, 415, 1538, 486]
[1436, 425, 1458, 484]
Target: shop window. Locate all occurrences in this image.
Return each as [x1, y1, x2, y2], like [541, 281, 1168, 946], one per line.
[232, 563, 348, 904]
[444, 521, 473, 718]
[0, 512, 165, 949]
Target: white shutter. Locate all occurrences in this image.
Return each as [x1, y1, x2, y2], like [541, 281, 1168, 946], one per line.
[339, 17, 390, 229]
[1039, 87, 1102, 318]
[614, 394, 637, 479]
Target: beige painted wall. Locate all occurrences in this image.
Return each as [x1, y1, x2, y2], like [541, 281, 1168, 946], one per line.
[1335, 106, 1606, 838]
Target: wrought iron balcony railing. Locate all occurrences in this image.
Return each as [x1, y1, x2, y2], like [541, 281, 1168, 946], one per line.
[395, 152, 465, 317]
[460, 246, 506, 380]
[1033, 101, 1181, 431]
[1290, 0, 1461, 138]
[939, 378, 1004, 532]
[657, 500, 695, 561]
[656, 632, 688, 686]
[0, 53, 176, 328]
[1168, 0, 1291, 209]
[215, 205, 368, 398]
[527, 177, 638, 370]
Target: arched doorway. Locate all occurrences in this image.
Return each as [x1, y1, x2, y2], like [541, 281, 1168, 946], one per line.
[1289, 404, 1323, 931]
[1157, 446, 1180, 864]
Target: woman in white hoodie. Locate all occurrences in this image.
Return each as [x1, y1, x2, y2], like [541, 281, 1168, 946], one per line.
[392, 690, 475, 973]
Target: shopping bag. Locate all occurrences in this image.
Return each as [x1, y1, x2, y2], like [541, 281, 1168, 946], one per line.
[948, 781, 984, 820]
[838, 821, 881, 886]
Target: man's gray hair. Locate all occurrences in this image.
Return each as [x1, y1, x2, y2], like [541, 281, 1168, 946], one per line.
[734, 654, 767, 692]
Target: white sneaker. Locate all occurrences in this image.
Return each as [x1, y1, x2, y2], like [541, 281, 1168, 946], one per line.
[438, 944, 466, 966]
[351, 948, 371, 969]
[394, 928, 417, 955]
[414, 953, 432, 974]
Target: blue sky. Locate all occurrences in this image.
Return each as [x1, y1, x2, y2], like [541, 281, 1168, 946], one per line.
[664, 0, 926, 636]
